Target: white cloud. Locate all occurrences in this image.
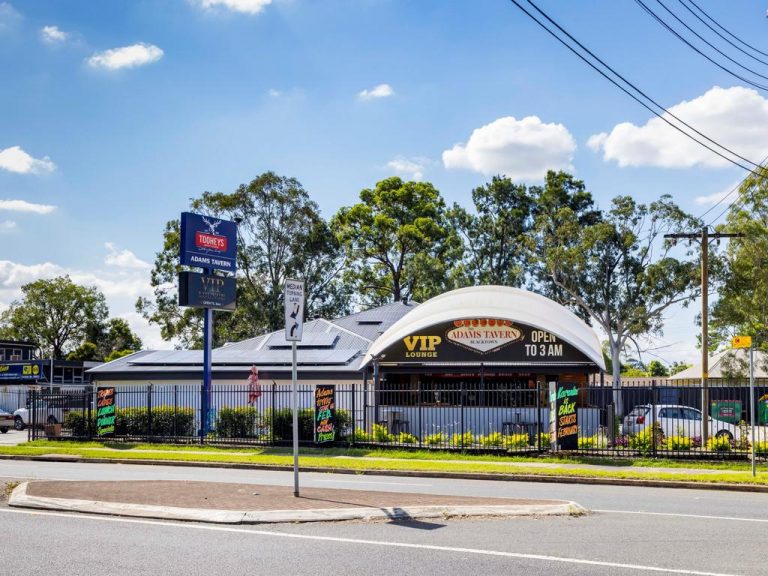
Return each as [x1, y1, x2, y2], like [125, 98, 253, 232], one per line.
[87, 43, 164, 71]
[268, 88, 281, 97]
[0, 146, 56, 174]
[588, 86, 768, 168]
[0, 199, 56, 214]
[386, 156, 430, 181]
[0, 257, 163, 349]
[695, 182, 740, 206]
[442, 115, 577, 179]
[40, 25, 67, 43]
[104, 242, 151, 269]
[0, 221, 16, 233]
[0, 2, 21, 33]
[198, 0, 272, 14]
[358, 83, 394, 101]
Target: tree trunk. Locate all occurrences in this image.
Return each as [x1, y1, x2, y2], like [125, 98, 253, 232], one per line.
[611, 344, 624, 417]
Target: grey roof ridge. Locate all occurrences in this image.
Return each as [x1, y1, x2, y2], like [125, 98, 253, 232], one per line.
[319, 317, 373, 344]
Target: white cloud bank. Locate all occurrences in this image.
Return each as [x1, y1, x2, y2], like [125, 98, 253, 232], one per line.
[87, 43, 164, 71]
[387, 156, 429, 181]
[442, 115, 576, 179]
[197, 0, 272, 14]
[0, 199, 56, 214]
[588, 86, 768, 168]
[0, 146, 56, 175]
[41, 25, 67, 43]
[358, 83, 394, 100]
[0, 247, 163, 348]
[104, 242, 151, 269]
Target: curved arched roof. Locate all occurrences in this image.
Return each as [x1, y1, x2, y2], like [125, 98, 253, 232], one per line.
[362, 285, 605, 369]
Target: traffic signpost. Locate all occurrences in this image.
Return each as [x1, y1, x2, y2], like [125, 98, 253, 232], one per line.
[733, 335, 756, 476]
[284, 279, 304, 497]
[178, 212, 238, 439]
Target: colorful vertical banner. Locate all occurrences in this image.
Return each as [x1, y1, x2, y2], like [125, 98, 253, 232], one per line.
[555, 382, 579, 450]
[96, 387, 116, 438]
[314, 385, 336, 443]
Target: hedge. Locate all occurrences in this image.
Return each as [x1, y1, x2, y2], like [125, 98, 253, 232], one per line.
[63, 406, 195, 437]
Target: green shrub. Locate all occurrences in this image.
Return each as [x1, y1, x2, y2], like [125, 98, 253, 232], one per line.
[754, 440, 768, 456]
[371, 423, 395, 443]
[533, 431, 552, 448]
[707, 435, 732, 452]
[350, 428, 371, 442]
[396, 431, 418, 444]
[479, 432, 504, 447]
[148, 407, 195, 436]
[215, 406, 260, 438]
[504, 433, 530, 450]
[578, 434, 608, 450]
[667, 435, 693, 451]
[450, 431, 475, 448]
[629, 423, 663, 454]
[64, 411, 93, 436]
[424, 432, 446, 446]
[265, 407, 351, 441]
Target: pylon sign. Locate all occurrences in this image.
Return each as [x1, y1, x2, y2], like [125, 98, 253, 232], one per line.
[732, 335, 752, 349]
[179, 212, 238, 273]
[284, 279, 304, 342]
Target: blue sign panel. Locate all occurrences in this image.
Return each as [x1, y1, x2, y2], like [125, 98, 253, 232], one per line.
[179, 212, 238, 273]
[0, 362, 43, 381]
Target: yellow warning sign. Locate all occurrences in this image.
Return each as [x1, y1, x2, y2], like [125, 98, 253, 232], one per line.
[732, 335, 752, 349]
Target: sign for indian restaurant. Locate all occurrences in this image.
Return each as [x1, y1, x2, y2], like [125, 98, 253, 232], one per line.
[382, 318, 590, 365]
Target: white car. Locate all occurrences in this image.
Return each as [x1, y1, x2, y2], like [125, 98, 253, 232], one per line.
[13, 400, 68, 430]
[623, 404, 742, 441]
[0, 409, 12, 433]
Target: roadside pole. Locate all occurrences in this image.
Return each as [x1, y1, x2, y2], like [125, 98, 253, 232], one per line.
[732, 336, 755, 476]
[750, 344, 756, 477]
[284, 279, 305, 497]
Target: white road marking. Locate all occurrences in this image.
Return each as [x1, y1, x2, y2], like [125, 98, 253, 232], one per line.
[313, 479, 430, 487]
[595, 509, 768, 524]
[0, 507, 743, 576]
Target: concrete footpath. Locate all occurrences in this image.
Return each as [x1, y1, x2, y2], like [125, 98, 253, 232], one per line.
[7, 480, 586, 524]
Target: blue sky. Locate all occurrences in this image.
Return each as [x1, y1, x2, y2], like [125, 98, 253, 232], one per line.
[1, 0, 767, 361]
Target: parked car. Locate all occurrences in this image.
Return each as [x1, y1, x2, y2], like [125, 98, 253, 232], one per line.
[0, 409, 12, 433]
[623, 404, 742, 441]
[13, 399, 69, 430]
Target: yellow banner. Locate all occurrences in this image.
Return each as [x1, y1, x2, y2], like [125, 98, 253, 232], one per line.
[732, 335, 752, 349]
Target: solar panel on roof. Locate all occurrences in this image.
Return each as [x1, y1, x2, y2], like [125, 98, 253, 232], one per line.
[265, 331, 338, 348]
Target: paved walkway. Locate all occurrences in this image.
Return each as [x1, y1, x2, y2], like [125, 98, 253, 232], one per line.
[8, 480, 585, 524]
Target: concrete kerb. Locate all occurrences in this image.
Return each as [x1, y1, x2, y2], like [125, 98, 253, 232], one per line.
[7, 482, 587, 524]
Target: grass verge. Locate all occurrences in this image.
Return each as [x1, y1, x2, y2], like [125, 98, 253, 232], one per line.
[0, 441, 766, 486]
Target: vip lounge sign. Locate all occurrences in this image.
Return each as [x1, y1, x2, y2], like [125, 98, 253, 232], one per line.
[178, 271, 236, 311]
[446, 319, 524, 354]
[179, 212, 238, 273]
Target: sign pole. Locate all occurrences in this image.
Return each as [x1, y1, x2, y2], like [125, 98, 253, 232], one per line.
[284, 279, 305, 498]
[292, 340, 299, 497]
[750, 345, 756, 477]
[201, 301, 213, 439]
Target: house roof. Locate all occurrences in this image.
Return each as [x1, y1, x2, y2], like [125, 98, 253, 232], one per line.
[670, 348, 768, 380]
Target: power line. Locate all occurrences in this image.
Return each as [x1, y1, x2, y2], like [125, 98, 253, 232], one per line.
[682, 0, 768, 60]
[676, 0, 768, 68]
[634, 0, 768, 92]
[508, 0, 764, 173]
[650, 0, 768, 80]
[697, 154, 768, 224]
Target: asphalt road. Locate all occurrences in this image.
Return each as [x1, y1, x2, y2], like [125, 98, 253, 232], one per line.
[2, 460, 767, 576]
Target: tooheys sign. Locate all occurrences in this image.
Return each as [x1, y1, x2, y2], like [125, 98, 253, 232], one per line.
[381, 318, 591, 364]
[179, 212, 238, 273]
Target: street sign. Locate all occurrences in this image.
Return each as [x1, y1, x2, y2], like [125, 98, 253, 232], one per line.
[178, 271, 237, 311]
[284, 279, 305, 342]
[179, 212, 238, 273]
[732, 335, 752, 349]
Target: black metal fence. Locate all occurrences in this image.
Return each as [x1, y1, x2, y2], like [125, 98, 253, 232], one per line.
[21, 383, 768, 460]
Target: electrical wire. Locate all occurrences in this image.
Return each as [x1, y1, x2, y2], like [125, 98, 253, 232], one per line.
[508, 0, 764, 174]
[697, 153, 768, 222]
[634, 0, 768, 92]
[651, 0, 768, 80]
[682, 0, 768, 60]
[676, 0, 768, 68]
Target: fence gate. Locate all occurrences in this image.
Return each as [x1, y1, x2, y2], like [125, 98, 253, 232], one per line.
[28, 387, 93, 441]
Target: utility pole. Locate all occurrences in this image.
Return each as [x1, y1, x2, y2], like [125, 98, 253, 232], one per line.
[665, 228, 743, 447]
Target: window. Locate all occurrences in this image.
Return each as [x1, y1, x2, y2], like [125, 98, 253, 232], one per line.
[682, 408, 701, 421]
[659, 407, 681, 419]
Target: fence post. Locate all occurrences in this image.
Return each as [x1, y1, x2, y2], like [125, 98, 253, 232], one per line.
[651, 379, 657, 457]
[147, 383, 153, 438]
[351, 383, 356, 446]
[418, 379, 423, 449]
[173, 385, 178, 437]
[537, 382, 542, 452]
[87, 386, 93, 438]
[270, 382, 276, 445]
[460, 379, 466, 446]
